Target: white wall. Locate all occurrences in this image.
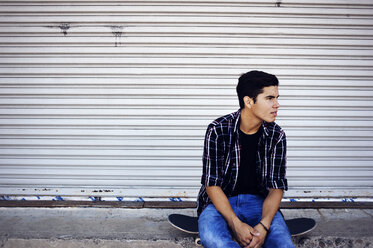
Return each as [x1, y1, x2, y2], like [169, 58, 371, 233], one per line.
[0, 0, 372, 200]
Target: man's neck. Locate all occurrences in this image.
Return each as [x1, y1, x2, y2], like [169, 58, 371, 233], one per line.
[240, 108, 262, 134]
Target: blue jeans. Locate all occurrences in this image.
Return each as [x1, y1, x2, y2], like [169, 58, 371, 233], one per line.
[198, 194, 294, 248]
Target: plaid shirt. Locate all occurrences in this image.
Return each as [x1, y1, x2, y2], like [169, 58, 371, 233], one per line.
[197, 109, 288, 216]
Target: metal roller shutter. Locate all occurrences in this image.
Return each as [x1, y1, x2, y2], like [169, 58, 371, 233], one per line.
[0, 0, 372, 201]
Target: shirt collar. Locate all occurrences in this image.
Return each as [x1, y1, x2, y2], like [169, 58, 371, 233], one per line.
[233, 109, 269, 136]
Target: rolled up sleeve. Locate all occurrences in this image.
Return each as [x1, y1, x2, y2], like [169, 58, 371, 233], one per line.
[267, 132, 288, 190]
[201, 125, 225, 187]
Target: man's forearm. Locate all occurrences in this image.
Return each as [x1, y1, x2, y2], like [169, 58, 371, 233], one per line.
[261, 189, 283, 229]
[206, 186, 260, 247]
[205, 186, 239, 227]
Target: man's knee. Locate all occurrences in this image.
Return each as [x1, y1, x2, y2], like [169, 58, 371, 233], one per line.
[200, 229, 224, 248]
[200, 229, 238, 248]
[198, 209, 240, 248]
[264, 233, 294, 248]
[198, 217, 225, 248]
[263, 213, 294, 248]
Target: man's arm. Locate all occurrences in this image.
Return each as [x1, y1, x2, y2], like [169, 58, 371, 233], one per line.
[206, 186, 260, 247]
[261, 188, 283, 228]
[248, 188, 283, 248]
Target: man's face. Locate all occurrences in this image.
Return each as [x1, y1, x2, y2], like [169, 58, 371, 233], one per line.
[250, 86, 280, 123]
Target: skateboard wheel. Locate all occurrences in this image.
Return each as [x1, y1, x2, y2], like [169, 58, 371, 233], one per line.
[195, 237, 202, 246]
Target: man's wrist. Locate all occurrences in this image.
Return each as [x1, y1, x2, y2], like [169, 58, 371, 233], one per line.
[228, 215, 241, 228]
[228, 215, 246, 233]
[258, 221, 270, 234]
[260, 218, 271, 228]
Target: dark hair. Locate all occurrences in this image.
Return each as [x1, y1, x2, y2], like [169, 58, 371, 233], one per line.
[236, 70, 279, 109]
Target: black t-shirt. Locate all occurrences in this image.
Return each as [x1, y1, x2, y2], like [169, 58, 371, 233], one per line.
[232, 126, 262, 196]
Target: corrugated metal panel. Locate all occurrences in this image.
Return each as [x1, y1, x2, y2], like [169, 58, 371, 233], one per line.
[0, 1, 372, 200]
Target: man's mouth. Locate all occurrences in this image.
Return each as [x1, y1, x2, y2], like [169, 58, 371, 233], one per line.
[271, 111, 277, 117]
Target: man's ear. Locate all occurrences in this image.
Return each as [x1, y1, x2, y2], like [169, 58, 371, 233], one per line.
[243, 96, 254, 109]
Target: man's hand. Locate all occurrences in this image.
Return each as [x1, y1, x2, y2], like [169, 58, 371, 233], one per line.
[231, 218, 260, 247]
[246, 223, 268, 248]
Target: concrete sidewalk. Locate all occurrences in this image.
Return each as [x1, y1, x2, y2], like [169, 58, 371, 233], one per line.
[0, 207, 372, 248]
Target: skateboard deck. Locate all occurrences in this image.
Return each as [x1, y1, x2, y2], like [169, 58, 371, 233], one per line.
[168, 214, 199, 234]
[285, 217, 317, 237]
[168, 213, 316, 241]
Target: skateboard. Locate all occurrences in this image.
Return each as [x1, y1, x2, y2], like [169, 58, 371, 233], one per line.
[168, 214, 316, 246]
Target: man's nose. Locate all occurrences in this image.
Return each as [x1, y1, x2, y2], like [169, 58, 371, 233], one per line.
[274, 99, 280, 108]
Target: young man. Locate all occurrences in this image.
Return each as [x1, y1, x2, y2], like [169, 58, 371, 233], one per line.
[197, 70, 294, 248]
